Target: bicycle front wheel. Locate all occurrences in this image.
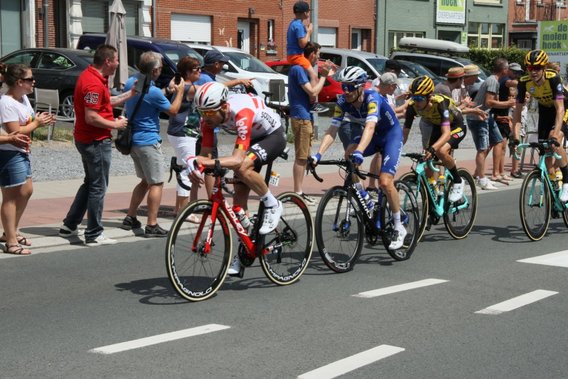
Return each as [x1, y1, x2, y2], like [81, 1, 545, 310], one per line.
[315, 186, 364, 273]
[380, 180, 419, 261]
[444, 168, 477, 239]
[259, 192, 314, 285]
[399, 171, 429, 241]
[166, 200, 232, 301]
[519, 170, 551, 241]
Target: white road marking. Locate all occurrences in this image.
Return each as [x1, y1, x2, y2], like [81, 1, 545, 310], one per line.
[475, 290, 558, 315]
[297, 344, 405, 379]
[518, 250, 568, 268]
[89, 324, 230, 354]
[352, 278, 448, 298]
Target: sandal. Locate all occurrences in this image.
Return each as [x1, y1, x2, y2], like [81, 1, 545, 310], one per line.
[4, 243, 31, 255]
[511, 171, 523, 179]
[0, 232, 32, 246]
[501, 174, 513, 181]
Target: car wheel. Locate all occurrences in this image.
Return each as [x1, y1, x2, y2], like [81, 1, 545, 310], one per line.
[59, 91, 75, 120]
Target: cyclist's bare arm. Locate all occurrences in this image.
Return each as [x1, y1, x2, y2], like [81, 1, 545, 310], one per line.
[355, 121, 377, 153]
[552, 97, 565, 139]
[317, 126, 339, 156]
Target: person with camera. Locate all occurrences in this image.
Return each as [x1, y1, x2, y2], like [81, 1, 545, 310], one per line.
[59, 45, 135, 246]
[120, 52, 185, 238]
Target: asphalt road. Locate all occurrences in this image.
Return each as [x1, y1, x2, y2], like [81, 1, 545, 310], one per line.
[2, 180, 568, 378]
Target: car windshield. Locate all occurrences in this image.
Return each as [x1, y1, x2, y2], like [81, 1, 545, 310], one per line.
[163, 46, 204, 66]
[223, 51, 276, 73]
[398, 60, 438, 79]
[365, 58, 387, 73]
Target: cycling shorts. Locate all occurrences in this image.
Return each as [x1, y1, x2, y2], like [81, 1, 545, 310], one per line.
[352, 126, 403, 176]
[538, 108, 556, 140]
[429, 123, 467, 150]
[246, 127, 287, 172]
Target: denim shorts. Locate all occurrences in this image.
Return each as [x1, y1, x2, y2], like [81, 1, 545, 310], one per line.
[131, 142, 165, 185]
[468, 117, 503, 151]
[0, 150, 32, 188]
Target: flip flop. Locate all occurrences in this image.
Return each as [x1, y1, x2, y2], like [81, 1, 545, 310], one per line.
[491, 176, 510, 186]
[0, 232, 32, 246]
[4, 243, 31, 255]
[501, 175, 514, 181]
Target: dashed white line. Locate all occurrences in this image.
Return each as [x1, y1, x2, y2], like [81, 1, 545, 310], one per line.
[297, 344, 405, 379]
[89, 324, 230, 354]
[518, 250, 568, 268]
[475, 290, 558, 315]
[352, 278, 449, 298]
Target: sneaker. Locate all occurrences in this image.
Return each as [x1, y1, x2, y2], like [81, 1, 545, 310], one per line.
[310, 103, 328, 113]
[58, 224, 84, 238]
[85, 234, 117, 246]
[227, 256, 242, 276]
[560, 183, 568, 202]
[448, 181, 464, 202]
[121, 215, 142, 231]
[259, 201, 283, 235]
[389, 226, 407, 250]
[479, 178, 498, 190]
[511, 171, 523, 179]
[145, 224, 168, 238]
[299, 192, 317, 205]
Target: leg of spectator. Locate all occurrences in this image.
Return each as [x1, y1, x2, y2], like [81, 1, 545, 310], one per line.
[146, 183, 163, 227]
[126, 179, 149, 219]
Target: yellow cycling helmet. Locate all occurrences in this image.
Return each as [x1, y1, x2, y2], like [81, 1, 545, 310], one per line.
[409, 76, 435, 96]
[524, 50, 549, 67]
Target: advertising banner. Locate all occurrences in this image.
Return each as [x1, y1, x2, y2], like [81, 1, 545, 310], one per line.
[436, 0, 466, 25]
[538, 21, 568, 77]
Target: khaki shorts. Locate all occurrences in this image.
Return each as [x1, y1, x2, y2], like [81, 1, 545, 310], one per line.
[291, 118, 313, 160]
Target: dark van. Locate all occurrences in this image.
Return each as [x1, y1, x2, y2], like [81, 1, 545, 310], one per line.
[77, 34, 202, 88]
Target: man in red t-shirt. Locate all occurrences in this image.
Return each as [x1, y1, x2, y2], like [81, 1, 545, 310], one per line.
[59, 44, 134, 246]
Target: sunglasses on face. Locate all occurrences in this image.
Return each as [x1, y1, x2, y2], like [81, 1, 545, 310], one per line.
[341, 84, 361, 93]
[190, 67, 201, 72]
[21, 77, 35, 82]
[197, 108, 220, 117]
[527, 65, 544, 72]
[412, 95, 427, 102]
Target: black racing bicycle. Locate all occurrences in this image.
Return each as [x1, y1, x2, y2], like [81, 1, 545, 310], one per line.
[308, 157, 419, 273]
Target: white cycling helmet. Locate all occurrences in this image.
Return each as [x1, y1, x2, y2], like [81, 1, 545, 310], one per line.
[195, 82, 229, 110]
[336, 66, 368, 85]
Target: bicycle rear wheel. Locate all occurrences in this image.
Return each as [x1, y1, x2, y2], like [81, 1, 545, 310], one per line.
[444, 168, 477, 239]
[166, 200, 232, 301]
[315, 186, 364, 273]
[380, 181, 419, 261]
[519, 170, 551, 241]
[399, 171, 429, 241]
[259, 192, 314, 285]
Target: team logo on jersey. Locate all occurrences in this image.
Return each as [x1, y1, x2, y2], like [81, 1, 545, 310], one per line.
[443, 110, 450, 119]
[84, 92, 99, 104]
[529, 87, 536, 94]
[236, 118, 248, 140]
[333, 106, 342, 118]
[367, 102, 377, 114]
[557, 84, 563, 92]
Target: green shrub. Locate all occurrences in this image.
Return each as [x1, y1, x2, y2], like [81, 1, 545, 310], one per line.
[467, 46, 527, 72]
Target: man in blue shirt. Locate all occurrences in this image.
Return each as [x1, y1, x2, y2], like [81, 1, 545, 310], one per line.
[287, 41, 333, 204]
[121, 51, 184, 237]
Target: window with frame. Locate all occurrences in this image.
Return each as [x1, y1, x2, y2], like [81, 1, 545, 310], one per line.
[467, 22, 505, 48]
[388, 31, 426, 53]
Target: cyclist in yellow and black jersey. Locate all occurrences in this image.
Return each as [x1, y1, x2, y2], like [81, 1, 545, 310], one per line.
[512, 49, 568, 201]
[403, 76, 467, 202]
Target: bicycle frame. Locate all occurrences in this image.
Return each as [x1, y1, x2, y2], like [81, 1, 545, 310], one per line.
[412, 158, 471, 217]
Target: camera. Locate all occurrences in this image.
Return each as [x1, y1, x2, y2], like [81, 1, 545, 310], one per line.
[174, 72, 182, 85]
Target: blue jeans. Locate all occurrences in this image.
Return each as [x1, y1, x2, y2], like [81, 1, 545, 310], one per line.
[63, 138, 112, 239]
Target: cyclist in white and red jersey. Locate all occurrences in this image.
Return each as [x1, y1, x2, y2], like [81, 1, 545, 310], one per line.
[186, 81, 286, 237]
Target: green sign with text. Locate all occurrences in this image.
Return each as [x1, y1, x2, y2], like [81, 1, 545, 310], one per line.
[539, 21, 568, 52]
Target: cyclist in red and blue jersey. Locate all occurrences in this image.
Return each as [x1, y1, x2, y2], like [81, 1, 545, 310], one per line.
[311, 66, 406, 249]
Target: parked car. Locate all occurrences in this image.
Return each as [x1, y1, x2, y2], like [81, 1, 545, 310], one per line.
[77, 34, 203, 89]
[265, 59, 343, 103]
[0, 47, 95, 119]
[396, 59, 443, 84]
[319, 47, 389, 81]
[186, 44, 290, 105]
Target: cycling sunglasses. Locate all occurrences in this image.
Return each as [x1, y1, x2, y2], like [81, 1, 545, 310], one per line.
[412, 95, 427, 102]
[341, 83, 362, 93]
[197, 108, 220, 117]
[527, 65, 544, 72]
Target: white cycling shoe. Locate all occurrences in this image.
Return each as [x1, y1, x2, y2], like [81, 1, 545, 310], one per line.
[448, 181, 464, 202]
[259, 201, 283, 235]
[389, 226, 407, 250]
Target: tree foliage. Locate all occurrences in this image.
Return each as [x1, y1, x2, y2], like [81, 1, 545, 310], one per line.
[467, 47, 527, 72]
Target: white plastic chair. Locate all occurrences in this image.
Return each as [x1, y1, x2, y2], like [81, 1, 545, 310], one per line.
[34, 88, 60, 141]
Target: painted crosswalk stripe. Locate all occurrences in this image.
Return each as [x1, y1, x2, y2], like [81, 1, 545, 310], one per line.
[297, 344, 405, 379]
[352, 278, 448, 298]
[89, 324, 230, 354]
[518, 250, 568, 268]
[475, 290, 558, 315]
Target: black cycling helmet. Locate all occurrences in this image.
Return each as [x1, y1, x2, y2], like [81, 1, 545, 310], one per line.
[409, 75, 435, 96]
[524, 50, 549, 67]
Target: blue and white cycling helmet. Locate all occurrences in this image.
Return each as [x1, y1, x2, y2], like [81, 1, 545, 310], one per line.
[336, 66, 368, 85]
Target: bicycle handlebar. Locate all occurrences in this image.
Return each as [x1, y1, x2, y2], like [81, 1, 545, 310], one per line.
[306, 157, 371, 183]
[513, 139, 561, 161]
[401, 152, 441, 172]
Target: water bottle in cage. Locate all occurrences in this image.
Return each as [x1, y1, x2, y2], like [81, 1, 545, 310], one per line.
[233, 205, 251, 230]
[354, 183, 374, 212]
